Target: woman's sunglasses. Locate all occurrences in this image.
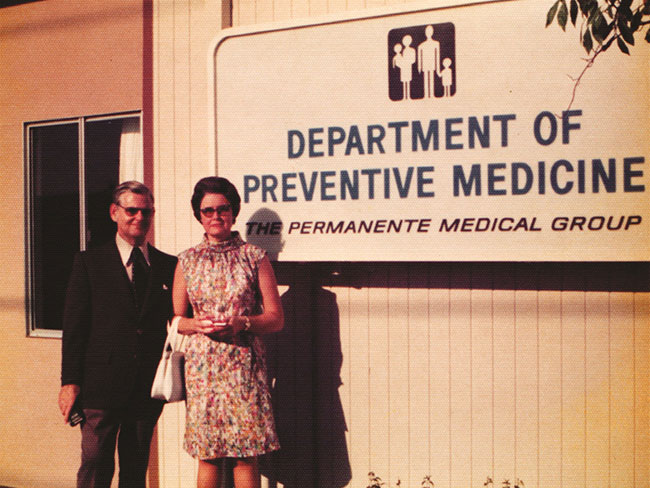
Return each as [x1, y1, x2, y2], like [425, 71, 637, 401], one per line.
[200, 204, 232, 218]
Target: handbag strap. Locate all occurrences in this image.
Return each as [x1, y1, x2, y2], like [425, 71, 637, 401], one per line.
[166, 316, 186, 352]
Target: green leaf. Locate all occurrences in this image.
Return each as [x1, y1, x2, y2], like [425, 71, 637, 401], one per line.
[618, 17, 635, 44]
[602, 36, 616, 51]
[617, 36, 631, 54]
[558, 1, 569, 29]
[595, 15, 614, 42]
[547, 1, 560, 26]
[570, 0, 579, 25]
[591, 15, 607, 43]
[619, 0, 633, 19]
[587, 0, 599, 15]
[592, 12, 609, 42]
[600, 20, 614, 41]
[630, 10, 643, 31]
[583, 29, 593, 52]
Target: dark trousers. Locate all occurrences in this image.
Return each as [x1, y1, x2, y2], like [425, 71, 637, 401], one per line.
[78, 407, 162, 488]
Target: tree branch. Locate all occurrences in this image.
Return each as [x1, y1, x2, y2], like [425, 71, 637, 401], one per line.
[566, 44, 605, 111]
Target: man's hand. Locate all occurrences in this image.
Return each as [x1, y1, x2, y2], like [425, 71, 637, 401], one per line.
[58, 384, 80, 423]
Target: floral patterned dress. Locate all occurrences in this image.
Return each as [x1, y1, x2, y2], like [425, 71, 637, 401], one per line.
[178, 232, 280, 459]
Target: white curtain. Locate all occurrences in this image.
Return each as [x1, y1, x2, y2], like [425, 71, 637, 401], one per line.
[119, 118, 143, 183]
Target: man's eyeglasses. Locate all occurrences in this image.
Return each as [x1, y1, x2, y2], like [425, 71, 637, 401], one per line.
[117, 205, 154, 217]
[200, 204, 232, 218]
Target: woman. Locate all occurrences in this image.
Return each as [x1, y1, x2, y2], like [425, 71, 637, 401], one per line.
[173, 177, 283, 488]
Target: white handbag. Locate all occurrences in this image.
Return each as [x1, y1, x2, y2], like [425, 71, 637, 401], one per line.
[151, 316, 186, 402]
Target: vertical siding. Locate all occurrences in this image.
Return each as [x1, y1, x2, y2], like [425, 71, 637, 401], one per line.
[154, 0, 223, 255]
[539, 287, 563, 487]
[153, 1, 649, 487]
[153, 1, 227, 487]
[265, 262, 649, 488]
[312, 264, 648, 488]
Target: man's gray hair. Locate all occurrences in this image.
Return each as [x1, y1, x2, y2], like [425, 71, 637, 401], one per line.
[112, 181, 154, 205]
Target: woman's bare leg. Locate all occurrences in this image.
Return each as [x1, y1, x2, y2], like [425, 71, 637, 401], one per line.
[197, 459, 222, 488]
[233, 457, 260, 488]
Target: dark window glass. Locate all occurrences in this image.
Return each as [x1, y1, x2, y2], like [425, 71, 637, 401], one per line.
[85, 119, 122, 247]
[27, 115, 139, 333]
[29, 123, 80, 331]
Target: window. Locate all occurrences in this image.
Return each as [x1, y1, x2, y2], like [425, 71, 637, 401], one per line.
[25, 113, 142, 336]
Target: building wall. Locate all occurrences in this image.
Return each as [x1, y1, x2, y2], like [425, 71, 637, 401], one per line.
[152, 1, 648, 488]
[152, 1, 229, 484]
[0, 1, 144, 486]
[0, 0, 645, 487]
[327, 262, 648, 488]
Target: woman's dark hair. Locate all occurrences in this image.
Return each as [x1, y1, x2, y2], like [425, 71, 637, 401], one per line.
[191, 176, 241, 222]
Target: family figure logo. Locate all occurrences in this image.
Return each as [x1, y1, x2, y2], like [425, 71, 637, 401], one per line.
[388, 23, 456, 101]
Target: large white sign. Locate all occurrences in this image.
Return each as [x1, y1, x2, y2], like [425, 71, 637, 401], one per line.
[211, 0, 649, 261]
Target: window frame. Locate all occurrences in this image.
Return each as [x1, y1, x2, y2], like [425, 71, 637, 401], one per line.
[24, 111, 142, 338]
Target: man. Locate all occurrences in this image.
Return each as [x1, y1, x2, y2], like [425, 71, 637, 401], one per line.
[58, 181, 177, 488]
[417, 25, 441, 99]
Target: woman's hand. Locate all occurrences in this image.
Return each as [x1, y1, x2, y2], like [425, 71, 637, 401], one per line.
[177, 316, 221, 335]
[204, 315, 247, 340]
[206, 256, 285, 340]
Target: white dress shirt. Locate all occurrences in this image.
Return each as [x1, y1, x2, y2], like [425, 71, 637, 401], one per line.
[115, 234, 150, 281]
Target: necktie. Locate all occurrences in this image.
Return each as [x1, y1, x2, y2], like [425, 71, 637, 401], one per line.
[130, 247, 149, 309]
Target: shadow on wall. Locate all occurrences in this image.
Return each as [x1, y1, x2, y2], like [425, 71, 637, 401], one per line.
[262, 265, 352, 488]
[245, 208, 650, 488]
[245, 209, 351, 487]
[245, 208, 285, 261]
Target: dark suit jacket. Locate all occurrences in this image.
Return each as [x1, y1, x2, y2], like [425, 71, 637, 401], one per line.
[61, 239, 177, 411]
